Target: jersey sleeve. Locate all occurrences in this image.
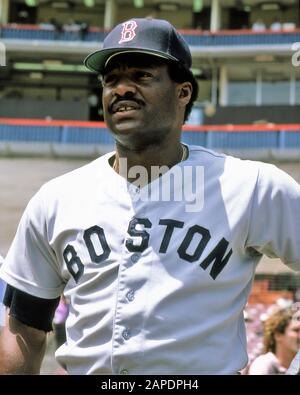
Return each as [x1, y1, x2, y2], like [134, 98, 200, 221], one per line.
[245, 163, 300, 271]
[0, 187, 65, 299]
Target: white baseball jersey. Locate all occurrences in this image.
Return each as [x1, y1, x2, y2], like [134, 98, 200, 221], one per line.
[1, 145, 300, 374]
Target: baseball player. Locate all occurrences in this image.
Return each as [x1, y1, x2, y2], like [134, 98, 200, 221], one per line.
[0, 18, 300, 375]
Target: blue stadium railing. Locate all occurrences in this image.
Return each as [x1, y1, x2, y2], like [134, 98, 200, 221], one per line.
[1, 25, 299, 46]
[0, 120, 300, 150]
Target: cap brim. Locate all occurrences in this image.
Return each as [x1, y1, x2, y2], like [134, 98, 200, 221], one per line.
[84, 48, 179, 74]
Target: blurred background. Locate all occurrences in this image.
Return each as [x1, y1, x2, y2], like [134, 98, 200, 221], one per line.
[0, 0, 300, 374]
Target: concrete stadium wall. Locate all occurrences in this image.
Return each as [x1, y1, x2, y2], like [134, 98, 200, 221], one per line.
[205, 106, 300, 125]
[0, 98, 89, 120]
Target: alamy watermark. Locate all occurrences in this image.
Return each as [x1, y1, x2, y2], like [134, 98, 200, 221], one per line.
[292, 42, 300, 67]
[110, 159, 205, 213]
[0, 42, 6, 67]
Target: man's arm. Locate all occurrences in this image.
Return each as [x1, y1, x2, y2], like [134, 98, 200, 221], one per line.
[0, 311, 47, 374]
[0, 285, 60, 375]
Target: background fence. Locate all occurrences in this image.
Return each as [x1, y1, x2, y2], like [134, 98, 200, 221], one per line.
[0, 119, 300, 159]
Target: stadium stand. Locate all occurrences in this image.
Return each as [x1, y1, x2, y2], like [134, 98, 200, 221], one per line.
[1, 0, 299, 126]
[1, 24, 300, 46]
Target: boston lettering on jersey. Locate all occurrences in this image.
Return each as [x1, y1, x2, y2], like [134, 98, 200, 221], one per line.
[63, 218, 233, 283]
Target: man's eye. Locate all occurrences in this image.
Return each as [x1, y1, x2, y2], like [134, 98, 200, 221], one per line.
[135, 71, 153, 80]
[103, 75, 117, 86]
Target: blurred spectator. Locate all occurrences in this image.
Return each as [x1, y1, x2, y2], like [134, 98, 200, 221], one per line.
[270, 18, 282, 31]
[276, 290, 293, 309]
[287, 303, 300, 374]
[38, 18, 63, 41]
[295, 289, 300, 302]
[62, 19, 88, 40]
[63, 19, 81, 32]
[252, 19, 266, 32]
[282, 22, 296, 30]
[248, 308, 300, 374]
[38, 19, 55, 30]
[53, 295, 69, 349]
[244, 303, 269, 363]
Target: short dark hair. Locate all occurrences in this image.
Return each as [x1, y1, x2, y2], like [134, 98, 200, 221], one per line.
[167, 62, 198, 124]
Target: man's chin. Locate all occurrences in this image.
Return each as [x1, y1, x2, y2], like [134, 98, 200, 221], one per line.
[108, 120, 171, 148]
[110, 121, 145, 136]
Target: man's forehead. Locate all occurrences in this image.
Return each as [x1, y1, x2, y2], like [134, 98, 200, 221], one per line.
[103, 53, 168, 74]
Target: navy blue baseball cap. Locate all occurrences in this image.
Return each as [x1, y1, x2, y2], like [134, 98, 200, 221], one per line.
[84, 18, 192, 74]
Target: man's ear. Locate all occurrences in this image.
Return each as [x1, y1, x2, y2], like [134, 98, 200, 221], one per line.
[178, 82, 193, 106]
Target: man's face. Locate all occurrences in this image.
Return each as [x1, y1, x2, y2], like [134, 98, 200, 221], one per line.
[279, 320, 300, 353]
[101, 54, 183, 149]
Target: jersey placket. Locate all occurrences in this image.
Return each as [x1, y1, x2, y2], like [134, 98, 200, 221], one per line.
[111, 189, 152, 375]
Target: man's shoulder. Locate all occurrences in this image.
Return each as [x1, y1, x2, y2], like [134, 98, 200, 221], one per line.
[187, 145, 297, 193]
[188, 145, 266, 173]
[28, 152, 114, 207]
[41, 152, 113, 191]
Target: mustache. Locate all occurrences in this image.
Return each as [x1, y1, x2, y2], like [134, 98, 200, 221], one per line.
[108, 97, 145, 113]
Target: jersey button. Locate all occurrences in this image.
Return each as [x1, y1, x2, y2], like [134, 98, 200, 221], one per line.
[122, 329, 131, 340]
[120, 369, 129, 375]
[126, 290, 135, 302]
[131, 253, 140, 263]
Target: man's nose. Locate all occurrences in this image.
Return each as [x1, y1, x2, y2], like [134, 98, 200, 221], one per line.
[113, 77, 136, 97]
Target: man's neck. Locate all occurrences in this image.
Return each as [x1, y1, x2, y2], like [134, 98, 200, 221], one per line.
[276, 346, 296, 369]
[113, 140, 185, 187]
